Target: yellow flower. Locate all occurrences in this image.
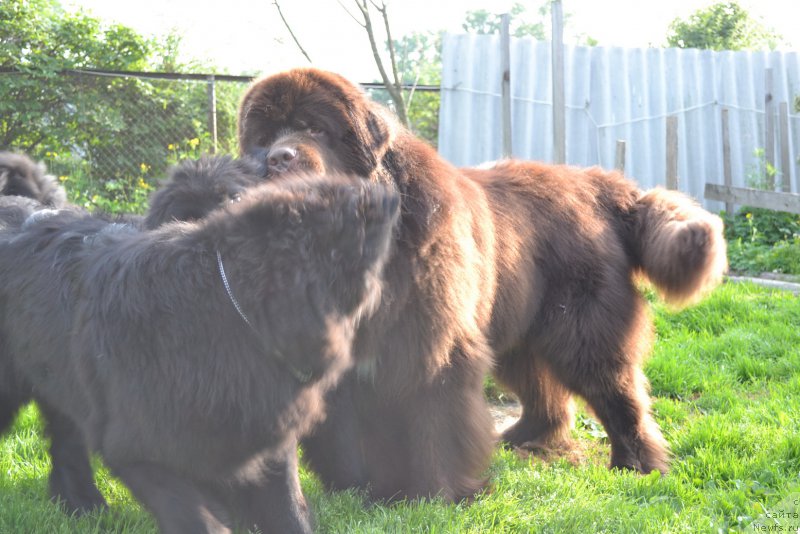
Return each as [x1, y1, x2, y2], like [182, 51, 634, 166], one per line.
[59, 175, 68, 182]
[140, 163, 150, 174]
[168, 144, 175, 151]
[746, 212, 753, 219]
[188, 138, 200, 149]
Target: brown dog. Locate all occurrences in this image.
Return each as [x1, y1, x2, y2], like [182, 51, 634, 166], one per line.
[238, 68, 727, 499]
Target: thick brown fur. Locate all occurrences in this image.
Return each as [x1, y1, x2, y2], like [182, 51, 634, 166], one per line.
[238, 68, 728, 495]
[0, 152, 68, 207]
[0, 174, 398, 533]
[241, 69, 499, 501]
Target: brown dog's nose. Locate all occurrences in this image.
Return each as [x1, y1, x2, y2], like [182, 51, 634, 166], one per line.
[267, 146, 297, 172]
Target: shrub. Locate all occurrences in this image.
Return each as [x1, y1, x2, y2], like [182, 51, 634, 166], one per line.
[723, 207, 800, 275]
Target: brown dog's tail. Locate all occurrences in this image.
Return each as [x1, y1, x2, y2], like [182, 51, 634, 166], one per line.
[631, 188, 728, 308]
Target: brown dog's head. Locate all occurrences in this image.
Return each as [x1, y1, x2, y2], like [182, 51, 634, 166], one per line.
[238, 68, 393, 179]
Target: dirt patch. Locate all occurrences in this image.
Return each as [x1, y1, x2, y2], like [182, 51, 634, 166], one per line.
[489, 401, 521, 433]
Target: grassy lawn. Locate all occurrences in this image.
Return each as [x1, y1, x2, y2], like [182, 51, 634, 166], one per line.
[2, 280, 799, 533]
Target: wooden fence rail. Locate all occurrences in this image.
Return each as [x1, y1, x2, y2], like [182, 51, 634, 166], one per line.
[704, 184, 800, 214]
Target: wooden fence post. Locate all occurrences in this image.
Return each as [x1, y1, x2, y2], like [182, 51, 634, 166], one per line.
[779, 101, 792, 192]
[721, 108, 733, 214]
[666, 115, 678, 190]
[614, 140, 626, 173]
[551, 0, 565, 164]
[500, 14, 512, 158]
[764, 68, 775, 188]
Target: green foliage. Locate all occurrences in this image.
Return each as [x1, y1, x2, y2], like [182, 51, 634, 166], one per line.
[405, 90, 440, 147]
[3, 283, 800, 532]
[0, 0, 153, 73]
[392, 32, 441, 84]
[725, 208, 800, 246]
[745, 147, 779, 191]
[0, 0, 241, 214]
[724, 207, 800, 274]
[374, 31, 442, 146]
[0, 0, 152, 152]
[462, 1, 548, 39]
[720, 146, 800, 275]
[666, 1, 783, 50]
[393, 32, 441, 146]
[726, 237, 800, 275]
[483, 375, 512, 404]
[54, 151, 154, 214]
[461, 1, 595, 45]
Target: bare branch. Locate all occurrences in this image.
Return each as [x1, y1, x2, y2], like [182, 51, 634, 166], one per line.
[358, 2, 391, 88]
[354, 0, 408, 125]
[272, 0, 313, 64]
[336, 0, 365, 26]
[406, 69, 421, 109]
[375, 1, 402, 91]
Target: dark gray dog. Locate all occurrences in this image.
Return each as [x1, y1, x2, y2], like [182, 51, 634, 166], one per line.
[0, 151, 68, 207]
[0, 174, 398, 533]
[0, 154, 269, 516]
[144, 155, 267, 229]
[0, 194, 103, 514]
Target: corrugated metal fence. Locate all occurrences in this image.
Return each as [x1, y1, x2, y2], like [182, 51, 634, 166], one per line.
[438, 34, 800, 210]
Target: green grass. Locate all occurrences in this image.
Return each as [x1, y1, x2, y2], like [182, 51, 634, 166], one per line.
[2, 281, 799, 533]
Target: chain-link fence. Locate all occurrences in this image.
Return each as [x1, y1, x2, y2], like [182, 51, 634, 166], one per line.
[1, 68, 438, 212]
[2, 69, 253, 211]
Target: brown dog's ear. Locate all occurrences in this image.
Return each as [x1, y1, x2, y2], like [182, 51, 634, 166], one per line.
[349, 104, 394, 177]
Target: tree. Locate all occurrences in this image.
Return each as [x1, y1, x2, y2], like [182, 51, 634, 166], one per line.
[461, 1, 596, 45]
[276, 2, 591, 145]
[342, 0, 409, 126]
[0, 0, 237, 212]
[666, 1, 783, 50]
[462, 1, 547, 38]
[0, 0, 151, 152]
[370, 31, 442, 145]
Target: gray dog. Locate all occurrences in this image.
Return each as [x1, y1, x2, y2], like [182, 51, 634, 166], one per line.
[0, 174, 398, 533]
[0, 151, 68, 207]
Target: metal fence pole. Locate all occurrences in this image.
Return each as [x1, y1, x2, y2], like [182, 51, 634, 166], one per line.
[207, 75, 218, 154]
